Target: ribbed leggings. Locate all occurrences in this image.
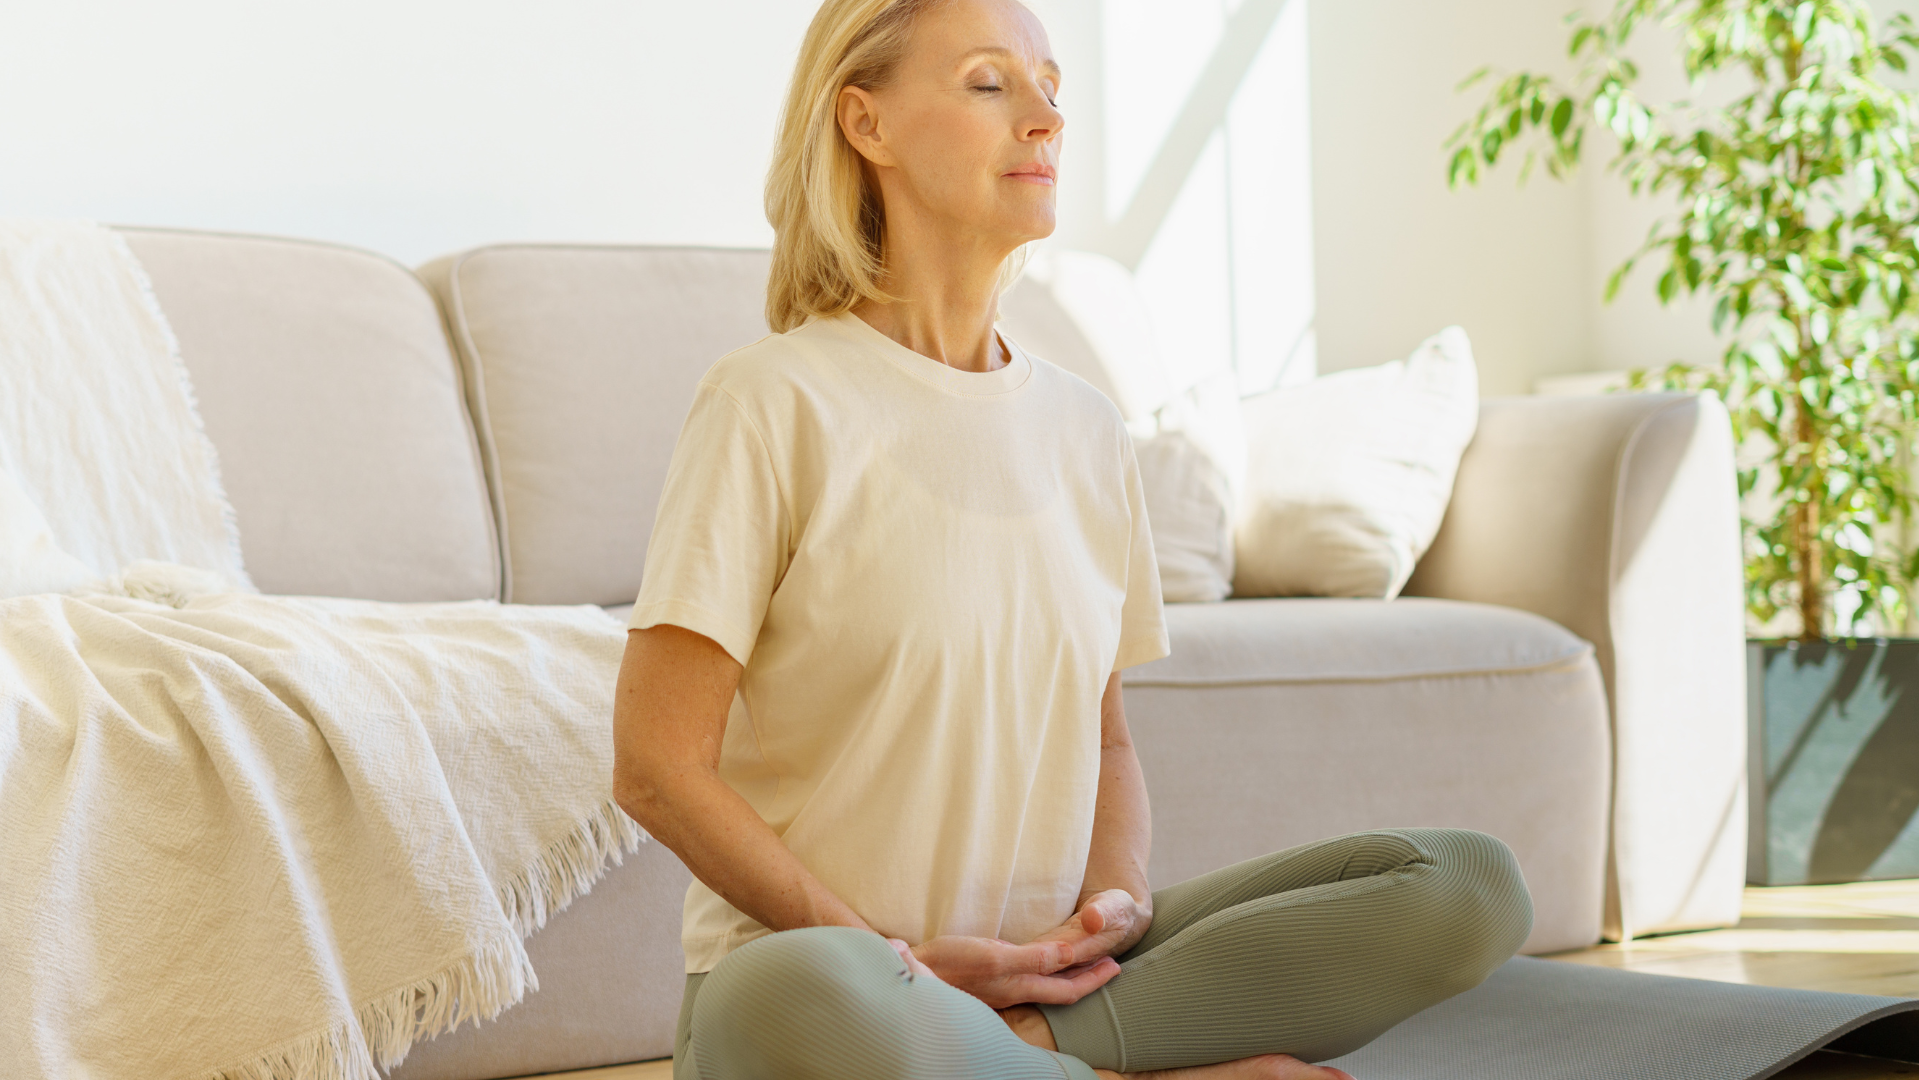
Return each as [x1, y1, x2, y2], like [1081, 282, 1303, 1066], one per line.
[672, 828, 1532, 1079]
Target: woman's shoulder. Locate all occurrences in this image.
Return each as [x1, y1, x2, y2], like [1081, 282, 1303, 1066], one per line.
[1014, 344, 1128, 431]
[697, 323, 832, 402]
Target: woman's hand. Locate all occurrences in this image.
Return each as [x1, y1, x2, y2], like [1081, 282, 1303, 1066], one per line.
[907, 888, 1147, 1009]
[887, 938, 942, 981]
[1028, 889, 1153, 965]
[910, 934, 1121, 1008]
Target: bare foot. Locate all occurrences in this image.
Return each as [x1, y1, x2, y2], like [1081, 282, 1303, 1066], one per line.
[998, 1006, 1356, 1080]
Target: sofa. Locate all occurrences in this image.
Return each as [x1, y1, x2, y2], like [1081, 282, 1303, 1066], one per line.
[114, 226, 1748, 1079]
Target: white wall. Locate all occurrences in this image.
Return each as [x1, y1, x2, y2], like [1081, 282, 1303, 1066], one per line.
[0, 0, 1308, 400]
[0, 1, 817, 262]
[1308, 0, 1592, 397]
[1090, 0, 1316, 395]
[16, 0, 1897, 397]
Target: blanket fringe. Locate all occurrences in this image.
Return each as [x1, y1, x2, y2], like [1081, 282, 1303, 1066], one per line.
[204, 1014, 380, 1080]
[197, 801, 644, 1080]
[196, 931, 532, 1080]
[358, 930, 534, 1070]
[496, 797, 648, 938]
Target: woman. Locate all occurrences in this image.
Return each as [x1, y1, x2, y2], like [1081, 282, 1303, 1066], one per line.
[611, 0, 1532, 1076]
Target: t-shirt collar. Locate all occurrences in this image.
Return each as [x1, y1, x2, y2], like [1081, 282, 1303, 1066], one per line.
[823, 311, 1033, 398]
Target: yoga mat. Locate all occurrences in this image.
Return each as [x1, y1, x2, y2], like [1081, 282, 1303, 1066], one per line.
[1326, 957, 1919, 1080]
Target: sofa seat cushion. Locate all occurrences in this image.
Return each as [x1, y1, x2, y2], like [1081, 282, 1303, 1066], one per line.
[1131, 596, 1591, 686]
[605, 597, 1590, 681]
[421, 245, 772, 607]
[1121, 597, 1611, 955]
[121, 228, 498, 601]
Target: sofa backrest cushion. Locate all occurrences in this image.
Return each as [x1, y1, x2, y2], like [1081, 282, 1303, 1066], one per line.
[122, 228, 499, 601]
[420, 245, 772, 606]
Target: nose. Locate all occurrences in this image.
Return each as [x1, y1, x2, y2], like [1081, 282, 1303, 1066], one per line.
[1022, 86, 1064, 143]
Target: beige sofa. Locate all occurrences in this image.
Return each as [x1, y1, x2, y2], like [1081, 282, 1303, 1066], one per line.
[118, 226, 1747, 1079]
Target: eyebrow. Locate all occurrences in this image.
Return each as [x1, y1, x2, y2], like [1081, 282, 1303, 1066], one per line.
[960, 46, 1062, 76]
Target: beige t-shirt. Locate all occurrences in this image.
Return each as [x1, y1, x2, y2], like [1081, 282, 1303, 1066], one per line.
[631, 312, 1169, 973]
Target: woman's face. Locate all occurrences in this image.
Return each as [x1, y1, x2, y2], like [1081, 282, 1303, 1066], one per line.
[840, 0, 1064, 251]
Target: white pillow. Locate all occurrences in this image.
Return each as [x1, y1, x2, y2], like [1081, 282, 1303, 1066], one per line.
[1, 465, 101, 598]
[1001, 251, 1242, 602]
[1233, 327, 1478, 599]
[1126, 373, 1244, 601]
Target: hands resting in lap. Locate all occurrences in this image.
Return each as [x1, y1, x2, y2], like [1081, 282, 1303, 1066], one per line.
[891, 892, 1357, 1080]
[893, 888, 1150, 1008]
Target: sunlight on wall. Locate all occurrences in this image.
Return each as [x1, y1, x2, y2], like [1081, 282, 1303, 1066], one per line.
[1094, 0, 1315, 396]
[1227, 0, 1315, 396]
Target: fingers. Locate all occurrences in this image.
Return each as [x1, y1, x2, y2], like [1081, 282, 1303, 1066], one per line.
[1004, 955, 1121, 1005]
[1076, 889, 1139, 937]
[1051, 958, 1115, 979]
[997, 938, 1077, 975]
[890, 938, 939, 982]
[1039, 911, 1131, 967]
[914, 935, 1063, 995]
[1079, 900, 1108, 936]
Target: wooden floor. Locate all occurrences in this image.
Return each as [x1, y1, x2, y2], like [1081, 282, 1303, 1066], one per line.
[529, 881, 1919, 1080]
[1554, 879, 1919, 1078]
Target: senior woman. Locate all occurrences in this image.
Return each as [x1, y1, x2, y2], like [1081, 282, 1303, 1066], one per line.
[611, 0, 1532, 1076]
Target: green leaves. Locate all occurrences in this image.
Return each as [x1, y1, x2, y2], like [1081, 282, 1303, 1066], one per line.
[1450, 0, 1919, 639]
[1443, 70, 1584, 187]
[1551, 97, 1576, 137]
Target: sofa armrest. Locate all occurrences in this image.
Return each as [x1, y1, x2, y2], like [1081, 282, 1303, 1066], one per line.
[1405, 392, 1747, 940]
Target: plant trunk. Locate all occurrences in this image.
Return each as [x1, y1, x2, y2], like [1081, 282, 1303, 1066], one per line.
[1796, 495, 1824, 641]
[1794, 369, 1824, 641]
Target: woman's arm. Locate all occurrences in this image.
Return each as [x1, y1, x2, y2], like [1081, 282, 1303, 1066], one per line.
[1027, 672, 1156, 960]
[612, 624, 871, 933]
[1084, 671, 1154, 909]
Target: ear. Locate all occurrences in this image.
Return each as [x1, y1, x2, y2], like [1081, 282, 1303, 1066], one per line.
[838, 85, 893, 167]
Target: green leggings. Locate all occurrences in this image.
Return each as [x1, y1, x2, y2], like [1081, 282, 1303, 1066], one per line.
[673, 829, 1531, 1079]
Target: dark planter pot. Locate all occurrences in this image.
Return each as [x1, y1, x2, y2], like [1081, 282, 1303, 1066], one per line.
[1748, 638, 1919, 885]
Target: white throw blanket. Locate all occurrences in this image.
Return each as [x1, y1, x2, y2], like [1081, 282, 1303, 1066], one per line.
[0, 220, 640, 1079]
[0, 590, 636, 1080]
[0, 218, 250, 588]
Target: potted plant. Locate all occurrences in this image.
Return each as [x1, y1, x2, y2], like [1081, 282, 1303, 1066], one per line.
[1448, 0, 1919, 885]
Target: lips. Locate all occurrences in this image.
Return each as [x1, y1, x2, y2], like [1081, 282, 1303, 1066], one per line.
[1005, 163, 1057, 184]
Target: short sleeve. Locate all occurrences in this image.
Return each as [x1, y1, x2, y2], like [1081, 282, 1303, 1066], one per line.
[630, 383, 789, 667]
[1113, 433, 1171, 672]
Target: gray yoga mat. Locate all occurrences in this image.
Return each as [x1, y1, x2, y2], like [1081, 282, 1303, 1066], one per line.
[1325, 956, 1919, 1080]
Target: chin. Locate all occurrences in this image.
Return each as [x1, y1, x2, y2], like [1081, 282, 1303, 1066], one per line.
[990, 208, 1057, 247]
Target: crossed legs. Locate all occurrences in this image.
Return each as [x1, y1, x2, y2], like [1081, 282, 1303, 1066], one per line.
[674, 828, 1533, 1079]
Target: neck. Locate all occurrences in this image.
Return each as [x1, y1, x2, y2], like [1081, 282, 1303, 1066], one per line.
[852, 207, 1015, 374]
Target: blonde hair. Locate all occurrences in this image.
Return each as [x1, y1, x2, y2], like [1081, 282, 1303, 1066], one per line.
[764, 0, 940, 332]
